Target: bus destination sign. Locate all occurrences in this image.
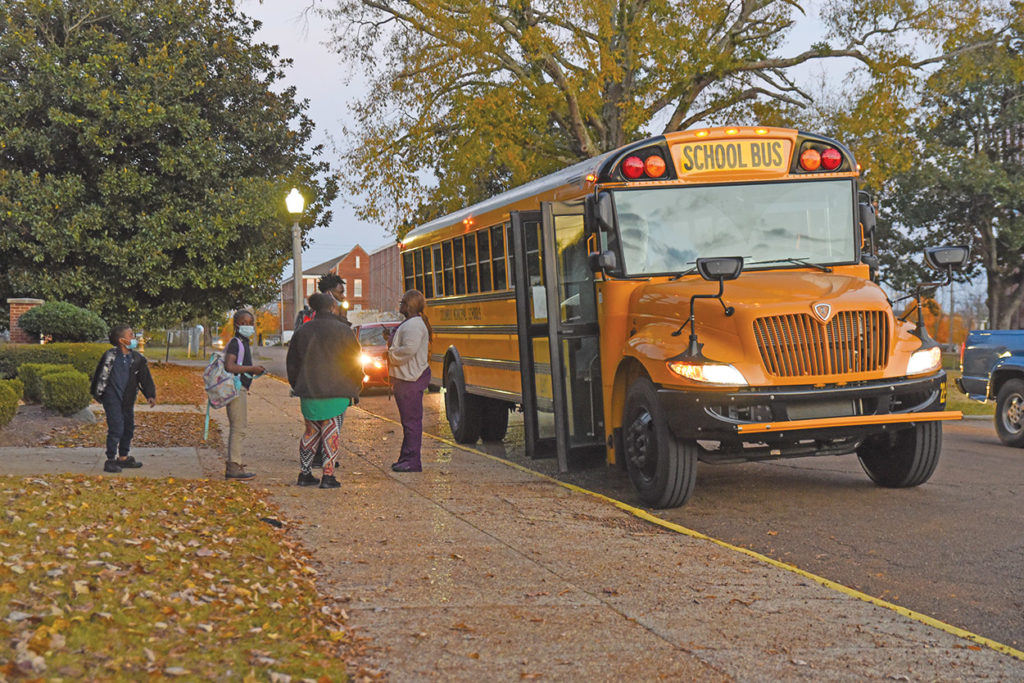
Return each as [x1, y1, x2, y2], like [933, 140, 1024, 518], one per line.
[673, 139, 791, 178]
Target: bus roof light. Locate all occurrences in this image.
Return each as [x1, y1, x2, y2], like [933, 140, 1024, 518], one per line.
[622, 156, 644, 179]
[799, 149, 821, 172]
[644, 155, 666, 178]
[821, 148, 842, 171]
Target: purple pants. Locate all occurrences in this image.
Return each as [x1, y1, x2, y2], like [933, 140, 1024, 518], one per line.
[392, 368, 431, 467]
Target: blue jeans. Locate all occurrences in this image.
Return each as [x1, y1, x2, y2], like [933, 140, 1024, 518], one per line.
[102, 395, 135, 459]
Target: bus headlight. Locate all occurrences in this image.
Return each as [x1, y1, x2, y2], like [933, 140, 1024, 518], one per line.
[906, 346, 942, 376]
[359, 353, 372, 366]
[668, 361, 748, 386]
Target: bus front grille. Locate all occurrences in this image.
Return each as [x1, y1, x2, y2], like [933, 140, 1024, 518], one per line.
[753, 310, 890, 377]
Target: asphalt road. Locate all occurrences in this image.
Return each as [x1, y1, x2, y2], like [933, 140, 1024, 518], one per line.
[253, 350, 1021, 651]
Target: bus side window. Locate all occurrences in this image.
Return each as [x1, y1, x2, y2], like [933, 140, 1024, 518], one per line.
[414, 248, 425, 295]
[432, 244, 443, 297]
[493, 225, 507, 291]
[420, 247, 434, 299]
[466, 234, 479, 294]
[477, 230, 492, 292]
[442, 240, 454, 296]
[453, 237, 466, 295]
[402, 251, 415, 292]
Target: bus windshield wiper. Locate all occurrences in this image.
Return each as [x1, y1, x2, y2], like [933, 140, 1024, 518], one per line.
[751, 257, 832, 273]
[669, 267, 697, 281]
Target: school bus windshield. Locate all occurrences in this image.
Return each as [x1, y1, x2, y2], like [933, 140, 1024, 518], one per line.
[613, 178, 857, 276]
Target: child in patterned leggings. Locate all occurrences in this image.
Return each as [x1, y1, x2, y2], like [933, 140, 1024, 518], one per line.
[298, 412, 346, 487]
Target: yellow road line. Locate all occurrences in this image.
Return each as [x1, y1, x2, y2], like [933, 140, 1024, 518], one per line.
[356, 404, 1024, 663]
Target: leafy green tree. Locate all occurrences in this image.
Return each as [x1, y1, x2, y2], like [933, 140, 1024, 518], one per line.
[321, 0, 1006, 233]
[0, 0, 338, 327]
[888, 24, 1024, 328]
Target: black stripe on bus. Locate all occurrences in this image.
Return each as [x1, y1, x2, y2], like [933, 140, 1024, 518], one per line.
[432, 325, 520, 335]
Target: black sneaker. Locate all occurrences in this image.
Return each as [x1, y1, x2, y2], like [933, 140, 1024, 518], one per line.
[319, 474, 341, 489]
[297, 471, 319, 487]
[117, 456, 142, 469]
[103, 459, 121, 473]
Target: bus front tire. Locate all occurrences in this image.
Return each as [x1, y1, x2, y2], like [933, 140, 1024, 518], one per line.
[480, 399, 510, 442]
[857, 421, 941, 487]
[445, 364, 481, 443]
[622, 378, 696, 508]
[994, 378, 1024, 447]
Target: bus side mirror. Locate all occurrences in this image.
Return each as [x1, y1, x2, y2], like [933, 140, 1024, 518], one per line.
[586, 192, 615, 232]
[588, 250, 620, 275]
[859, 201, 876, 238]
[924, 245, 970, 271]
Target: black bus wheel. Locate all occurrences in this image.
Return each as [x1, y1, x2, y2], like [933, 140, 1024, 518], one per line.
[857, 421, 942, 487]
[480, 399, 510, 442]
[622, 378, 697, 508]
[444, 363, 481, 444]
[995, 378, 1024, 447]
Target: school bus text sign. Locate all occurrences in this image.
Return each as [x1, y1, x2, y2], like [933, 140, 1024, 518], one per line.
[672, 139, 792, 178]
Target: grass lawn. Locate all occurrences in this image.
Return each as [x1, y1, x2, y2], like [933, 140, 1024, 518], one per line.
[48, 412, 224, 448]
[143, 363, 207, 405]
[0, 475, 354, 680]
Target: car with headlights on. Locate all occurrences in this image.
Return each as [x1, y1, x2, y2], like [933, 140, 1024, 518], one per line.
[354, 321, 401, 388]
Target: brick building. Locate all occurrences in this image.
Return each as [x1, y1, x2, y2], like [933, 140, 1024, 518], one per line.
[280, 245, 370, 331]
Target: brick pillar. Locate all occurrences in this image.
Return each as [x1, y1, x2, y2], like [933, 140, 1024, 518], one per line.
[7, 298, 44, 344]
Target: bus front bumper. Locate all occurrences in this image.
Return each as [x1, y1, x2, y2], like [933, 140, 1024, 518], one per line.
[657, 372, 958, 443]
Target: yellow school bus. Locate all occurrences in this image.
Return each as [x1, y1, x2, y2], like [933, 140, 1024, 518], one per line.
[399, 126, 966, 507]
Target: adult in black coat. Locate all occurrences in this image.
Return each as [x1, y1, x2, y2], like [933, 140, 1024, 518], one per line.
[286, 293, 363, 488]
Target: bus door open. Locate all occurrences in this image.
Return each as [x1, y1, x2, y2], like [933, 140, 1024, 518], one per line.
[510, 204, 604, 472]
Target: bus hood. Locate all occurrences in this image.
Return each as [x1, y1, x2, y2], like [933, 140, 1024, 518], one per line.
[627, 270, 911, 383]
[634, 270, 892, 318]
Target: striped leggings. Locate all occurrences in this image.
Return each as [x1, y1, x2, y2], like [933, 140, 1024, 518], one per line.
[300, 413, 345, 476]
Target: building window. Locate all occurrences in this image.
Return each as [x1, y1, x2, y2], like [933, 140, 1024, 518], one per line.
[355, 255, 361, 269]
[354, 279, 362, 297]
[305, 279, 315, 296]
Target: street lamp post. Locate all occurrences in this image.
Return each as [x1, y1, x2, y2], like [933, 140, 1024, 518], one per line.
[286, 188, 305, 331]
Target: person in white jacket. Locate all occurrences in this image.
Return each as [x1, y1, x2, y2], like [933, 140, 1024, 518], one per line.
[385, 289, 432, 472]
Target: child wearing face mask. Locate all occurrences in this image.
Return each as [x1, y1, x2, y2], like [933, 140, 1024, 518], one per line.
[222, 310, 266, 480]
[90, 325, 157, 473]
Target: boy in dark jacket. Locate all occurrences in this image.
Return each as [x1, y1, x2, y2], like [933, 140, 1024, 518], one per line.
[286, 293, 363, 488]
[90, 325, 157, 473]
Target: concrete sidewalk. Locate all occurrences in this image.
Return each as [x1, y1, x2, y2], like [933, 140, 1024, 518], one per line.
[236, 376, 1022, 680]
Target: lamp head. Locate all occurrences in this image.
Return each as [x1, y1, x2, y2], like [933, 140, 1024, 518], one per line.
[285, 188, 305, 215]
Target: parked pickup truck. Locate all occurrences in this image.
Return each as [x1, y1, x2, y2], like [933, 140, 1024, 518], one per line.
[959, 329, 1024, 446]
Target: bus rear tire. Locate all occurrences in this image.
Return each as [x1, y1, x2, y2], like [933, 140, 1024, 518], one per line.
[480, 399, 510, 442]
[857, 421, 941, 487]
[622, 378, 696, 508]
[445, 363, 481, 443]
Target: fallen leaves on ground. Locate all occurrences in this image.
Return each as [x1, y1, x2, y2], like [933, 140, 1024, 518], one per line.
[141, 363, 207, 405]
[0, 475, 357, 680]
[47, 412, 223, 449]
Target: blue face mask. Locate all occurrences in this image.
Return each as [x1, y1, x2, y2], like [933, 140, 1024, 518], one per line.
[238, 325, 256, 338]
[124, 338, 138, 350]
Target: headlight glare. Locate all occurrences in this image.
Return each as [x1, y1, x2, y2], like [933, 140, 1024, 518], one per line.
[668, 361, 748, 385]
[906, 346, 942, 375]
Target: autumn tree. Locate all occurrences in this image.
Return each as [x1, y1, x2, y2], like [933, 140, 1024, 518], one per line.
[321, 0, 1008, 234]
[887, 23, 1024, 328]
[0, 0, 338, 328]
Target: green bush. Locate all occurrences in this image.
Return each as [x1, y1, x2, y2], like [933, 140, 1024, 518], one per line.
[0, 382, 17, 428]
[18, 363, 78, 403]
[0, 378, 24, 402]
[41, 370, 92, 416]
[17, 301, 107, 343]
[0, 344, 67, 379]
[46, 343, 109, 374]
